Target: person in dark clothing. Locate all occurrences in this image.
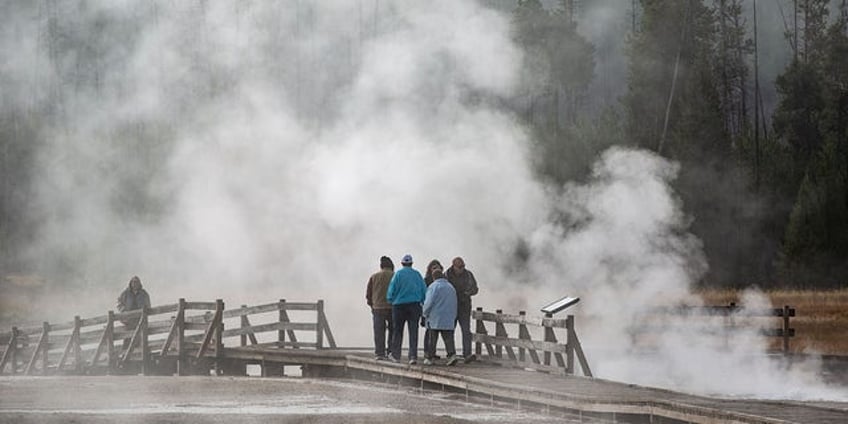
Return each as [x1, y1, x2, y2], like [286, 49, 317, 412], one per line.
[366, 256, 395, 360]
[117, 276, 151, 320]
[445, 257, 479, 363]
[116, 276, 151, 350]
[422, 259, 443, 359]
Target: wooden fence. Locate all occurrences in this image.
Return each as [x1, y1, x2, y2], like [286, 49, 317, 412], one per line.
[472, 308, 592, 377]
[631, 303, 796, 353]
[0, 299, 335, 376]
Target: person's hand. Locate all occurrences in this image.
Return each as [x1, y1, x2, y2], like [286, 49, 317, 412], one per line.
[419, 316, 426, 327]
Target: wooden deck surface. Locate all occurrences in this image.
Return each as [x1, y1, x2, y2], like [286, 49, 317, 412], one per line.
[224, 346, 848, 424]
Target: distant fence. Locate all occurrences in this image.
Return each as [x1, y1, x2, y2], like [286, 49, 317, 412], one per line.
[0, 299, 335, 376]
[472, 308, 592, 377]
[630, 303, 796, 353]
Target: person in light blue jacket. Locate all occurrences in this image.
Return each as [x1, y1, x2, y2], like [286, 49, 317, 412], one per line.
[386, 254, 427, 364]
[422, 268, 458, 366]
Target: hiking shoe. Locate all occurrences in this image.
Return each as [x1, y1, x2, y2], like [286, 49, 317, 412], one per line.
[408, 358, 417, 365]
[464, 354, 477, 364]
[446, 355, 458, 366]
[423, 358, 433, 366]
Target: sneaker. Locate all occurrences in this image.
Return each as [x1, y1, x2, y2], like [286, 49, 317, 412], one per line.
[446, 355, 458, 366]
[423, 358, 433, 366]
[433, 354, 441, 359]
[375, 355, 387, 361]
[388, 356, 400, 363]
[464, 354, 477, 364]
[408, 358, 417, 365]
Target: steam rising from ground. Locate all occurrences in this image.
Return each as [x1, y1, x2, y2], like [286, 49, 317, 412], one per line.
[3, 0, 844, 401]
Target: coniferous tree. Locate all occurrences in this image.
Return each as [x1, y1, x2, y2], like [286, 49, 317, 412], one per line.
[778, 5, 848, 285]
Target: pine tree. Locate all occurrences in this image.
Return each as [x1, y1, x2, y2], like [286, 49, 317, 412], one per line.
[777, 3, 848, 285]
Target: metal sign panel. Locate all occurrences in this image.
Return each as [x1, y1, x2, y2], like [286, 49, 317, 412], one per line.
[540, 296, 580, 315]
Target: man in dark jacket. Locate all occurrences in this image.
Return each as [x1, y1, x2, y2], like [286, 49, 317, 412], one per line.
[445, 257, 478, 363]
[366, 256, 395, 360]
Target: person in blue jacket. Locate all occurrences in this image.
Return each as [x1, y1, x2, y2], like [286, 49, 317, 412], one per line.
[422, 268, 458, 366]
[386, 254, 427, 364]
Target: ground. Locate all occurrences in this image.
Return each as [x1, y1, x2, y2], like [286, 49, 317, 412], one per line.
[0, 376, 580, 424]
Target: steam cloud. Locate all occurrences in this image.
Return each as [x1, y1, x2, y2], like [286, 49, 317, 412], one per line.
[3, 0, 843, 401]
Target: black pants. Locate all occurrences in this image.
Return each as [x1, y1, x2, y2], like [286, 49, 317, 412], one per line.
[425, 329, 456, 359]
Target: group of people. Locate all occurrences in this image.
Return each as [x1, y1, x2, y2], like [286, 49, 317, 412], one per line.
[366, 254, 478, 366]
[119, 259, 479, 368]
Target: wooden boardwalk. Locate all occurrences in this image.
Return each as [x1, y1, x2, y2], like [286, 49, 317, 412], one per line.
[219, 345, 848, 424]
[2, 299, 846, 424]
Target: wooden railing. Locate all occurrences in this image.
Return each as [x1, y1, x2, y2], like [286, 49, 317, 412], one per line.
[630, 303, 796, 353]
[0, 298, 336, 376]
[472, 308, 592, 377]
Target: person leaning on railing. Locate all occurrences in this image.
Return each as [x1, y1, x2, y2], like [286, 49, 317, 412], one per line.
[116, 276, 151, 326]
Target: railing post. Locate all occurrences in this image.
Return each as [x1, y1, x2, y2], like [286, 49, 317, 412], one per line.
[40, 322, 50, 375]
[0, 327, 18, 375]
[783, 305, 791, 354]
[474, 307, 484, 357]
[494, 310, 503, 358]
[518, 311, 526, 363]
[316, 300, 325, 349]
[240, 305, 248, 347]
[279, 299, 286, 346]
[725, 302, 736, 350]
[177, 299, 186, 376]
[543, 313, 553, 366]
[215, 299, 225, 375]
[565, 315, 575, 374]
[141, 307, 149, 376]
[517, 312, 540, 365]
[73, 316, 82, 373]
[106, 311, 115, 374]
[11, 327, 18, 375]
[27, 322, 49, 375]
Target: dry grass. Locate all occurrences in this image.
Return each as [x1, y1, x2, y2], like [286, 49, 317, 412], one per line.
[696, 289, 848, 356]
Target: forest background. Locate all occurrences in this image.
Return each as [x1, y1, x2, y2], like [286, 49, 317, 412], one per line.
[0, 0, 846, 295]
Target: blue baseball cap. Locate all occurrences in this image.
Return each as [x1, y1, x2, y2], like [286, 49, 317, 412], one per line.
[401, 254, 413, 264]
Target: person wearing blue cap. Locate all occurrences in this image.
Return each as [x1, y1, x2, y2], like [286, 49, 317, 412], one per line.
[386, 254, 427, 364]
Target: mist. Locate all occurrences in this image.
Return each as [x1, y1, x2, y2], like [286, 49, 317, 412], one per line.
[1, 0, 844, 402]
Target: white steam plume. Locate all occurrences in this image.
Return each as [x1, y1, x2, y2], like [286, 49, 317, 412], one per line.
[3, 0, 843, 401]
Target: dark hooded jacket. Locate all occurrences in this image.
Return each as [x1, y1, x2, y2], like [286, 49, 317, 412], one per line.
[117, 281, 151, 312]
[445, 266, 478, 311]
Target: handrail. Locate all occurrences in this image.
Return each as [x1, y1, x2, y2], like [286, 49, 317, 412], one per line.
[472, 308, 592, 377]
[0, 297, 336, 376]
[633, 303, 796, 353]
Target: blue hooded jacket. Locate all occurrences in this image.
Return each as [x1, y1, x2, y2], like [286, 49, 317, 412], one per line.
[386, 265, 426, 305]
[423, 277, 457, 330]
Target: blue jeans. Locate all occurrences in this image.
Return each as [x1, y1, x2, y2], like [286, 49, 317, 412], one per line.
[391, 302, 421, 361]
[456, 304, 472, 357]
[371, 309, 392, 357]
